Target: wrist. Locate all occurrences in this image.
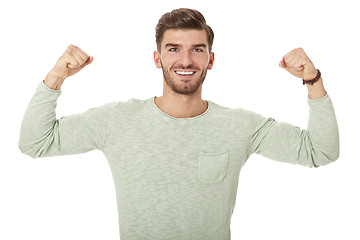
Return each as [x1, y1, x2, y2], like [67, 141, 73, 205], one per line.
[44, 72, 66, 90]
[303, 68, 318, 81]
[303, 69, 321, 85]
[306, 77, 327, 99]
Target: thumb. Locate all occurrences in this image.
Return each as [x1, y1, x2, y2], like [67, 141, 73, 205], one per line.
[279, 58, 302, 78]
[78, 56, 94, 70]
[65, 56, 94, 77]
[84, 56, 94, 66]
[279, 58, 286, 68]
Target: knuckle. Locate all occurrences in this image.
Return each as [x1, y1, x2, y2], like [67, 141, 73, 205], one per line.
[67, 44, 79, 51]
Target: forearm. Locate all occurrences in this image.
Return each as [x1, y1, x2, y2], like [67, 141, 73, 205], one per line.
[306, 94, 340, 164]
[306, 76, 327, 100]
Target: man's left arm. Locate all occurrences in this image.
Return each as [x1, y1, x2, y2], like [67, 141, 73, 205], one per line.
[249, 48, 339, 167]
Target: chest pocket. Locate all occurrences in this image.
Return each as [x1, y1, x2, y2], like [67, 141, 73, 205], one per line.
[198, 149, 229, 184]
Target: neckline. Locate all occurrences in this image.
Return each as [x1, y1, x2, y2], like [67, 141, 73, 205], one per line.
[151, 97, 211, 120]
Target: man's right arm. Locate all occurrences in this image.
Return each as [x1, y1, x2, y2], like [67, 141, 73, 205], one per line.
[19, 45, 115, 158]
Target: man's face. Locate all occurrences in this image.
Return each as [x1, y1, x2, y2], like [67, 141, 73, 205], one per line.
[154, 29, 214, 95]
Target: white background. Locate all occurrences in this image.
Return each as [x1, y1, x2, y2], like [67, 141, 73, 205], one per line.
[1, 0, 359, 239]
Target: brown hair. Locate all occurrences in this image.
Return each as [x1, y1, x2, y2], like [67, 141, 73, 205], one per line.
[155, 8, 214, 52]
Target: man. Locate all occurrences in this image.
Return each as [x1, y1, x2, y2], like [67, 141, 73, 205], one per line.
[19, 8, 339, 240]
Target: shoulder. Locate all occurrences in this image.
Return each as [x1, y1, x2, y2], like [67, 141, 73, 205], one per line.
[114, 97, 151, 110]
[85, 98, 149, 118]
[110, 97, 153, 119]
[209, 101, 261, 118]
[208, 101, 269, 128]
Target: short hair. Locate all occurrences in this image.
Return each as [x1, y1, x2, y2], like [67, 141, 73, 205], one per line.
[155, 8, 214, 52]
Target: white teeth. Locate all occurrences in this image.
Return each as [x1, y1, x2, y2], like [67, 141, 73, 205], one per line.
[175, 71, 195, 75]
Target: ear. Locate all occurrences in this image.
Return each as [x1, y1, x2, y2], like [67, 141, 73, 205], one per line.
[153, 51, 162, 69]
[207, 52, 215, 70]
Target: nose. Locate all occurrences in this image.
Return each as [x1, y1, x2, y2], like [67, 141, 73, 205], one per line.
[178, 51, 194, 68]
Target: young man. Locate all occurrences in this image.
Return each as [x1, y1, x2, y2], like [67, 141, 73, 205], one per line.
[19, 8, 339, 240]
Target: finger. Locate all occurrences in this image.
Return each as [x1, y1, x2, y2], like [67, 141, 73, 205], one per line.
[77, 56, 94, 71]
[82, 56, 93, 67]
[66, 55, 81, 69]
[288, 58, 304, 70]
[66, 45, 89, 66]
[284, 55, 306, 70]
[283, 55, 294, 67]
[73, 51, 88, 67]
[88, 56, 94, 64]
[279, 58, 286, 68]
[283, 64, 301, 77]
[280, 56, 297, 69]
[293, 64, 305, 71]
[282, 47, 304, 65]
[282, 51, 293, 61]
[67, 53, 91, 69]
[77, 50, 90, 63]
[282, 48, 298, 61]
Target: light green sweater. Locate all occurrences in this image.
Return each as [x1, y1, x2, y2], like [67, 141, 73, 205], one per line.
[19, 82, 339, 240]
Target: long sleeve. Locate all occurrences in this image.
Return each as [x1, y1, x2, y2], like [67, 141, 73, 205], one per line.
[19, 82, 117, 158]
[249, 94, 339, 167]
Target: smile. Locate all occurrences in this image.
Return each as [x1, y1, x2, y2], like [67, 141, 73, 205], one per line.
[175, 71, 196, 76]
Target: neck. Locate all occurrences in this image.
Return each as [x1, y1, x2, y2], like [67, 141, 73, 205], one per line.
[154, 84, 208, 119]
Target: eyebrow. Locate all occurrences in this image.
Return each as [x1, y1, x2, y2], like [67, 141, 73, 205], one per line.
[164, 43, 208, 48]
[193, 43, 207, 48]
[164, 43, 181, 48]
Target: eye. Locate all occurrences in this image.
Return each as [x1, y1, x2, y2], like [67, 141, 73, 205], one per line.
[193, 48, 204, 52]
[169, 48, 179, 52]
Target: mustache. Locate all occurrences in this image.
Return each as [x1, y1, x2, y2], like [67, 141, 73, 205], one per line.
[171, 64, 200, 70]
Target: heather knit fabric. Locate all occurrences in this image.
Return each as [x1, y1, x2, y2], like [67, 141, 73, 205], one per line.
[19, 82, 339, 240]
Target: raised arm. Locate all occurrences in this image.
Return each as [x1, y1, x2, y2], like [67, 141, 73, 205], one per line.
[19, 45, 115, 158]
[249, 48, 339, 167]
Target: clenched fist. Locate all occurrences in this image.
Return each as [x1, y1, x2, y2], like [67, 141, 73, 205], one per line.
[280, 47, 327, 99]
[279, 48, 317, 80]
[44, 45, 93, 90]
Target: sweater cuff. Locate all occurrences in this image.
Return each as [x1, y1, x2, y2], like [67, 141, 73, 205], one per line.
[39, 81, 62, 93]
[307, 93, 329, 104]
[34, 81, 62, 101]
